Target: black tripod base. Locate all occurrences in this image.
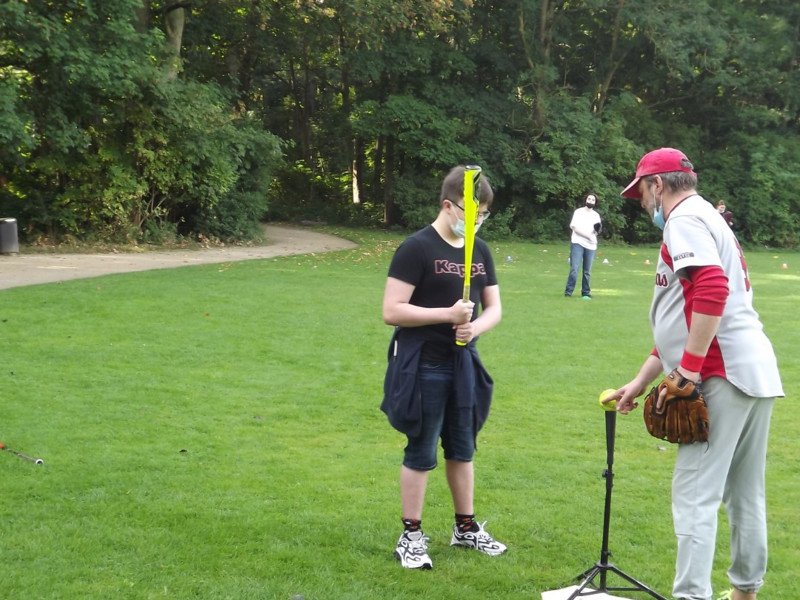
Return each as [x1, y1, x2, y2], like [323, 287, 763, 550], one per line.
[566, 562, 668, 599]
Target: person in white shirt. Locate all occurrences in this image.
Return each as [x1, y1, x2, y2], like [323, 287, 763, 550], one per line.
[609, 148, 783, 600]
[564, 193, 602, 299]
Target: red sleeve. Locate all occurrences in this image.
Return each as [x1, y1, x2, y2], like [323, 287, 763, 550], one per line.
[688, 265, 728, 316]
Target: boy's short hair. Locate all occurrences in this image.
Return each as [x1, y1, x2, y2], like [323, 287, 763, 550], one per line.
[439, 165, 494, 207]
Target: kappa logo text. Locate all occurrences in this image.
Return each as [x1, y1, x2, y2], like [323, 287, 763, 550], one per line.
[434, 260, 487, 277]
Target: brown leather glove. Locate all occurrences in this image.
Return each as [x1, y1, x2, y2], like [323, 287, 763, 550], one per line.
[643, 369, 710, 444]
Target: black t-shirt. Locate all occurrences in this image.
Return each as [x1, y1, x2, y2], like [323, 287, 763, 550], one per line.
[387, 225, 498, 361]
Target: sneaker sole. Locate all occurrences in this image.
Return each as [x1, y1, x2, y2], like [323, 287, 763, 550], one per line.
[394, 550, 432, 569]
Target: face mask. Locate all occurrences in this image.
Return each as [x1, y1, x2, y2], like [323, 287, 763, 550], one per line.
[451, 218, 466, 238]
[585, 202, 595, 209]
[651, 191, 666, 230]
[450, 218, 482, 238]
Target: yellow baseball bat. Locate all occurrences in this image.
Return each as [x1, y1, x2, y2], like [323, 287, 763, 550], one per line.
[456, 165, 482, 346]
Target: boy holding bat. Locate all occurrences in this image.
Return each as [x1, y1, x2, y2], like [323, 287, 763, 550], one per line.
[381, 165, 505, 570]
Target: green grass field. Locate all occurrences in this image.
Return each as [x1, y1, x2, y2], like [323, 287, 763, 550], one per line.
[1, 228, 798, 599]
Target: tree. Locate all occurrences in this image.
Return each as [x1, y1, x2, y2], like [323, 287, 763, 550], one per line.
[2, 0, 799, 246]
[0, 0, 282, 242]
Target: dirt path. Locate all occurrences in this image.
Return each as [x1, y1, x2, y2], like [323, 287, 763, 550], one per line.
[0, 224, 357, 290]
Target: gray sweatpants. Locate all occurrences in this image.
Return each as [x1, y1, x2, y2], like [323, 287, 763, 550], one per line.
[671, 377, 775, 600]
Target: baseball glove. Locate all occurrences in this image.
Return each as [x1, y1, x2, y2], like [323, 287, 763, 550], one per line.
[643, 369, 709, 444]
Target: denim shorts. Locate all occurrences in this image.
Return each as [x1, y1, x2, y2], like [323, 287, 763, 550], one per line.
[403, 361, 476, 471]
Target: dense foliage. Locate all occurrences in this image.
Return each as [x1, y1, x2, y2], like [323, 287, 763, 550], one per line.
[0, 0, 282, 243]
[1, 1, 798, 245]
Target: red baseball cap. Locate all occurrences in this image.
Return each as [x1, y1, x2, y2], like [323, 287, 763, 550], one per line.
[620, 148, 696, 198]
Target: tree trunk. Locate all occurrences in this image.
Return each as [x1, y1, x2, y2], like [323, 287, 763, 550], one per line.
[372, 135, 385, 220]
[382, 136, 396, 225]
[339, 28, 360, 204]
[594, 0, 627, 115]
[538, 0, 553, 66]
[532, 0, 558, 132]
[163, 3, 187, 80]
[352, 138, 364, 205]
[134, 1, 150, 32]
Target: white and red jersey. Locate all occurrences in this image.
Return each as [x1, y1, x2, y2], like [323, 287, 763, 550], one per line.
[650, 194, 783, 398]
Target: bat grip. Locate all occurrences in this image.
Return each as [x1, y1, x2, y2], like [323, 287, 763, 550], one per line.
[456, 285, 471, 346]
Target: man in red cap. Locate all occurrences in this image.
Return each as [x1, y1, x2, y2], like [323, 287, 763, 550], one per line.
[608, 148, 783, 600]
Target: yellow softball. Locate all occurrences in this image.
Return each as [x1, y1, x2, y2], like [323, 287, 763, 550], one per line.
[598, 388, 617, 411]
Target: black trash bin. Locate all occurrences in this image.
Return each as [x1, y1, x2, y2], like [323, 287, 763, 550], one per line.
[0, 218, 19, 255]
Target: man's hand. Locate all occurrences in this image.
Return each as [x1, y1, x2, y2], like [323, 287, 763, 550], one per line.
[615, 380, 648, 414]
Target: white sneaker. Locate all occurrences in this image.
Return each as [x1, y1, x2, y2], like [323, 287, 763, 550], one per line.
[450, 521, 507, 556]
[395, 530, 433, 569]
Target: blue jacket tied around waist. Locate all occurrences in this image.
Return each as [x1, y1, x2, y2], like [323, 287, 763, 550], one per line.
[381, 327, 494, 438]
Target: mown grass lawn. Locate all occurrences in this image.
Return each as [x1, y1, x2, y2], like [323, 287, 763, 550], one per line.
[1, 227, 797, 599]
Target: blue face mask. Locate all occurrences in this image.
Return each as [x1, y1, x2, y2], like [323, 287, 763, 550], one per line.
[652, 206, 666, 230]
[450, 217, 482, 238]
[651, 192, 666, 230]
[451, 218, 466, 238]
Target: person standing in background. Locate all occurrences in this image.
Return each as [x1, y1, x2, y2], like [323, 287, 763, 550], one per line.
[564, 193, 602, 300]
[717, 200, 734, 228]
